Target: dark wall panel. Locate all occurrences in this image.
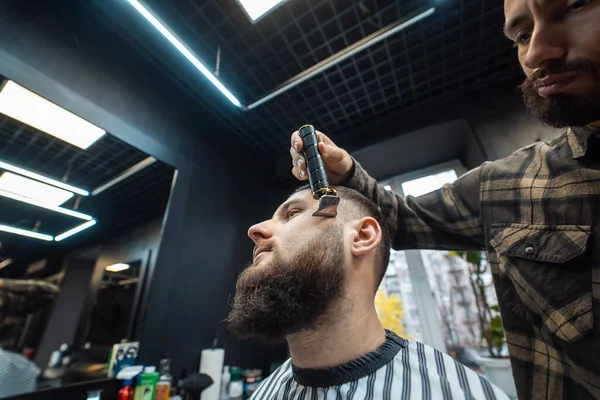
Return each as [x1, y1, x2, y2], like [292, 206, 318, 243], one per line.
[35, 258, 96, 368]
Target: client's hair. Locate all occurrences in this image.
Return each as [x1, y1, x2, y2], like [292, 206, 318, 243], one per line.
[295, 185, 391, 288]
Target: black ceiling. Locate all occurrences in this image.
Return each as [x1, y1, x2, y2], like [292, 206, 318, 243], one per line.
[0, 75, 175, 273]
[86, 0, 521, 154]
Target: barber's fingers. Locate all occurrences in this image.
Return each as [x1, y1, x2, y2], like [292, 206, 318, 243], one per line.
[289, 137, 306, 180]
[292, 165, 308, 181]
[290, 130, 310, 180]
[290, 130, 351, 183]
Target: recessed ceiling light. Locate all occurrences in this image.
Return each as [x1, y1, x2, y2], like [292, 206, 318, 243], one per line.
[105, 263, 130, 272]
[0, 188, 92, 220]
[0, 223, 53, 241]
[0, 81, 105, 149]
[0, 173, 74, 206]
[0, 159, 89, 196]
[236, 0, 287, 22]
[54, 220, 97, 242]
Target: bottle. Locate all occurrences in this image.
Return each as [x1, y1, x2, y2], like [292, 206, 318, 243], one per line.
[242, 369, 262, 399]
[154, 357, 172, 400]
[229, 367, 243, 400]
[220, 366, 231, 400]
[118, 379, 134, 400]
[134, 366, 159, 400]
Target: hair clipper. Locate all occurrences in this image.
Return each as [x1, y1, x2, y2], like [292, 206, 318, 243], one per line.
[299, 124, 340, 218]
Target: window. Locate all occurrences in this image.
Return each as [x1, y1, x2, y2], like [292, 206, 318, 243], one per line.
[401, 169, 458, 198]
[378, 161, 494, 372]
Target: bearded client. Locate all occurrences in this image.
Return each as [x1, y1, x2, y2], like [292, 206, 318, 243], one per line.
[227, 186, 509, 400]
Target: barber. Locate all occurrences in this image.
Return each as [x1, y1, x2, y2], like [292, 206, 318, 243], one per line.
[290, 1, 600, 399]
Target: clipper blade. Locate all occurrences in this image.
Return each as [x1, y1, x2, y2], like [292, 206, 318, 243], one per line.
[312, 195, 340, 218]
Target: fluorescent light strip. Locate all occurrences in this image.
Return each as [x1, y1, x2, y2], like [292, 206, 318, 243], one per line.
[0, 189, 93, 220]
[0, 159, 89, 196]
[0, 224, 53, 241]
[124, 0, 242, 108]
[55, 220, 96, 242]
[0, 81, 105, 149]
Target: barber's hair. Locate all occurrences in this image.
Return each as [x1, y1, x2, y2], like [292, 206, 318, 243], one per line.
[295, 185, 391, 288]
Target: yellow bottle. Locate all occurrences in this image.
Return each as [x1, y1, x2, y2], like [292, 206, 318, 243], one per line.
[154, 357, 172, 400]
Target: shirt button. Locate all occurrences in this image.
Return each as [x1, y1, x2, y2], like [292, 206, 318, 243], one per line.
[525, 246, 535, 255]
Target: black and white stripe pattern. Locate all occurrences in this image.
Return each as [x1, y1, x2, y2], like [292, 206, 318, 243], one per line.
[0, 348, 40, 398]
[250, 340, 509, 400]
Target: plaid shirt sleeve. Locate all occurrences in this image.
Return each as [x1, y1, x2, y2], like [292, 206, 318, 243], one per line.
[344, 158, 485, 251]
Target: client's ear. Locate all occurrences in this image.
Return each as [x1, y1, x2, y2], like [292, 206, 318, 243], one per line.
[350, 217, 382, 257]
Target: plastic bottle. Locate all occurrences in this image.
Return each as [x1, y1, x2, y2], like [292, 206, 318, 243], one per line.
[154, 357, 173, 400]
[134, 366, 159, 400]
[220, 366, 231, 400]
[118, 379, 134, 400]
[229, 367, 243, 400]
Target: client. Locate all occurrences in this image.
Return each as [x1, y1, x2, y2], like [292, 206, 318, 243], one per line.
[228, 186, 508, 400]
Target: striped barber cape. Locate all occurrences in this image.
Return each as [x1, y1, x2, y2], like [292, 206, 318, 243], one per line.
[250, 331, 509, 400]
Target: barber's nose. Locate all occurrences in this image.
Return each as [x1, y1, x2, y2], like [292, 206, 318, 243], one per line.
[248, 220, 273, 243]
[522, 27, 567, 71]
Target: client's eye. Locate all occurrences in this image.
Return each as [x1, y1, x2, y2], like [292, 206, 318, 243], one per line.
[287, 209, 301, 221]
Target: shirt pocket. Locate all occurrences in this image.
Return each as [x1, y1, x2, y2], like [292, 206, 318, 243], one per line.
[490, 223, 593, 343]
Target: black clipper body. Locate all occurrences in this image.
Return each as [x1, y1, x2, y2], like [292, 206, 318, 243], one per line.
[299, 124, 340, 218]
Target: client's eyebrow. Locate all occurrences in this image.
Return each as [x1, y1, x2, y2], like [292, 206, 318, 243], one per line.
[273, 198, 305, 219]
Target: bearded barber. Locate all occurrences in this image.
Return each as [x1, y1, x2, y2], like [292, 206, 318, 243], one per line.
[290, 1, 600, 399]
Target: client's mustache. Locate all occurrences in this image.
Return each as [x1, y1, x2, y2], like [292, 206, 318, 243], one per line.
[521, 58, 597, 87]
[252, 240, 274, 258]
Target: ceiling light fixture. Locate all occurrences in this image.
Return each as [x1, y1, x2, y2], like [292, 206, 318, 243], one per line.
[0, 81, 105, 149]
[55, 220, 97, 242]
[0, 173, 74, 206]
[0, 159, 89, 196]
[0, 188, 93, 220]
[105, 263, 130, 272]
[0, 224, 53, 241]
[0, 259, 13, 269]
[124, 0, 242, 108]
[236, 0, 287, 22]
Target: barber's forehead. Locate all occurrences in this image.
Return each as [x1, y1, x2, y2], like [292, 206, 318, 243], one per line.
[505, 0, 556, 13]
[504, 0, 524, 15]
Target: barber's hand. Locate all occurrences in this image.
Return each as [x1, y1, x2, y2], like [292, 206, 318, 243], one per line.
[290, 130, 353, 185]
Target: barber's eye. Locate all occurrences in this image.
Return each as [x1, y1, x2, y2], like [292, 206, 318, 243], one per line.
[513, 31, 532, 47]
[567, 0, 590, 12]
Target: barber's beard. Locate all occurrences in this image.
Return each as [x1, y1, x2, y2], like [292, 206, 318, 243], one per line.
[227, 228, 345, 343]
[520, 59, 600, 128]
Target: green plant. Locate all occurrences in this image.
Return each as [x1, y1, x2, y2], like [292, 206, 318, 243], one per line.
[449, 251, 505, 358]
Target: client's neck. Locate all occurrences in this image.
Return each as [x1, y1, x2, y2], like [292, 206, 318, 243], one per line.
[286, 297, 386, 369]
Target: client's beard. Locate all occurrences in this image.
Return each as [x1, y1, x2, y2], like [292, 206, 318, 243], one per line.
[227, 227, 345, 343]
[520, 59, 600, 128]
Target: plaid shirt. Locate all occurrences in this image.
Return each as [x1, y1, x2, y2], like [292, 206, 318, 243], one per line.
[344, 125, 600, 400]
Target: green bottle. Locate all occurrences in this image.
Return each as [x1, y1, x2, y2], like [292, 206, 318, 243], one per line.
[134, 366, 159, 400]
[229, 367, 243, 400]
